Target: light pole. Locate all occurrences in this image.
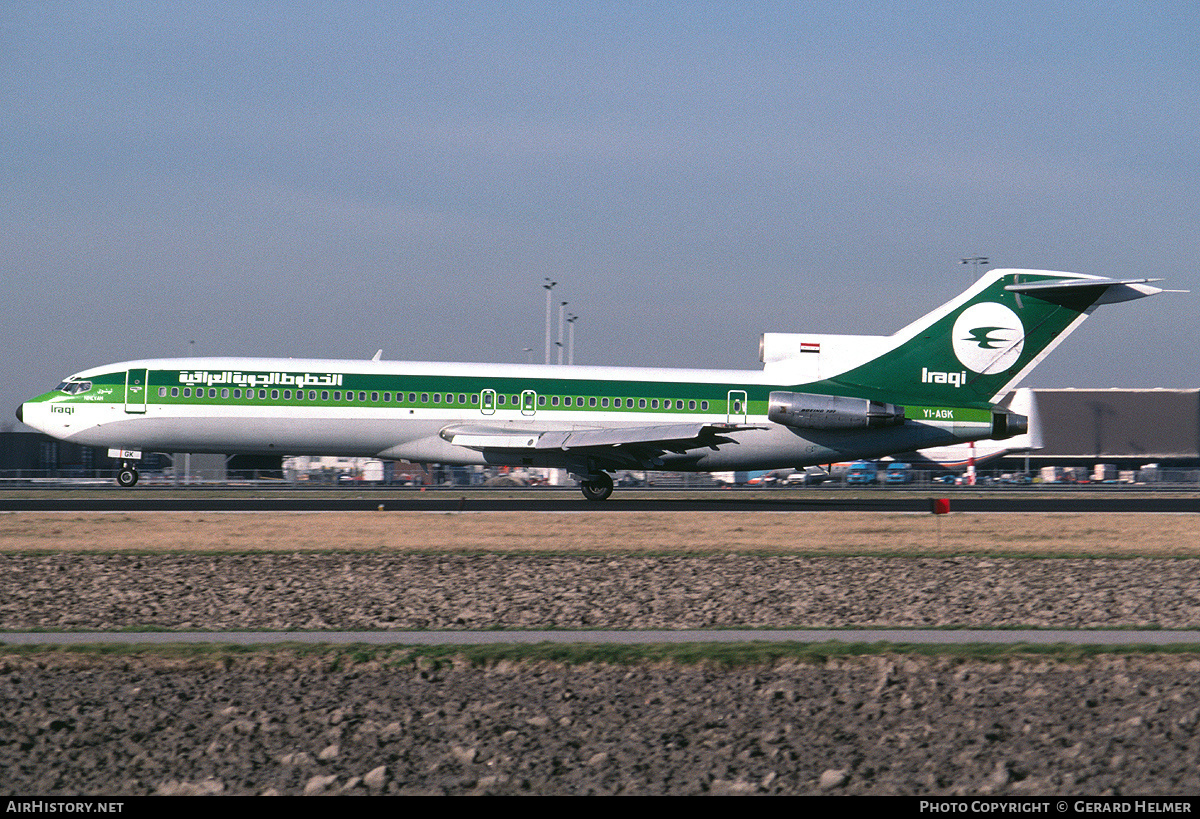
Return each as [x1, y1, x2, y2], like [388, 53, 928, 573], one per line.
[567, 314, 577, 365]
[543, 279, 556, 365]
[558, 301, 568, 365]
[961, 256, 988, 283]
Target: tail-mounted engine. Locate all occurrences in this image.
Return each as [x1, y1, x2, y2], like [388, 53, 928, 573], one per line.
[990, 410, 1029, 439]
[768, 391, 905, 430]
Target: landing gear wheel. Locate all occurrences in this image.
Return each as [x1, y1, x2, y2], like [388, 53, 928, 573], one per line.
[580, 472, 614, 501]
[116, 464, 139, 488]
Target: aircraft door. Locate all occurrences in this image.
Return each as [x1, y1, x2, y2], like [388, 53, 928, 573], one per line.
[481, 389, 496, 415]
[521, 390, 537, 416]
[727, 390, 748, 424]
[125, 369, 149, 414]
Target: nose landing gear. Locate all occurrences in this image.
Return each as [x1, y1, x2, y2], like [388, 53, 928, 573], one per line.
[116, 462, 139, 487]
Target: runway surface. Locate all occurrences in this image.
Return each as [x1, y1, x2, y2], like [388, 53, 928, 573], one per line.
[6, 629, 1200, 646]
[2, 490, 1198, 513]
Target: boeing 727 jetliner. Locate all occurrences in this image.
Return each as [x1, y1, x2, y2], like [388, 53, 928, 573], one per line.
[17, 269, 1166, 500]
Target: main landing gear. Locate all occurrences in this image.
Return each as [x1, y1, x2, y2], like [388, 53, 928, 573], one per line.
[580, 471, 614, 502]
[116, 462, 139, 488]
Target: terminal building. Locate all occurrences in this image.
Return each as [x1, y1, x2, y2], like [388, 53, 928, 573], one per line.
[1006, 388, 1200, 476]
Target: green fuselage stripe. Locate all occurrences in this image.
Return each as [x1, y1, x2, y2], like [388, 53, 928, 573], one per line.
[42, 368, 992, 425]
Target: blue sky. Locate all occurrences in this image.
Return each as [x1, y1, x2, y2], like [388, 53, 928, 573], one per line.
[3, 1, 1197, 425]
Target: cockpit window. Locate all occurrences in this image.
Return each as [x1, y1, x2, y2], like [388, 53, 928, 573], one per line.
[56, 381, 92, 395]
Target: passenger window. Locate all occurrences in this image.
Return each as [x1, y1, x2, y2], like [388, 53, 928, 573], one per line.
[433, 393, 440, 403]
[701, 400, 709, 411]
[171, 387, 179, 398]
[221, 388, 230, 399]
[458, 394, 466, 404]
[259, 389, 267, 399]
[651, 399, 658, 409]
[676, 400, 684, 410]
[322, 391, 329, 401]
[158, 387, 167, 397]
[688, 400, 696, 410]
[383, 392, 390, 402]
[551, 396, 559, 406]
[589, 397, 597, 407]
[283, 390, 291, 400]
[639, 398, 646, 409]
[372, 392, 379, 402]
[601, 398, 609, 408]
[422, 393, 430, 403]
[271, 389, 279, 400]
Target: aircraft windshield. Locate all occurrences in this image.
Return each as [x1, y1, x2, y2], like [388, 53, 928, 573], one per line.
[56, 381, 92, 395]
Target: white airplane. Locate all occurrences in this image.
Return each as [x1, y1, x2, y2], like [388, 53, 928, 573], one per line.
[17, 269, 1165, 500]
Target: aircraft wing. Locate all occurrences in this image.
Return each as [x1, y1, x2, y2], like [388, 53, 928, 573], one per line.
[440, 422, 756, 467]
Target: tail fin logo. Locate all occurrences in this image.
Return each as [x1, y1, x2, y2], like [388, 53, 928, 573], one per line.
[964, 327, 1010, 349]
[951, 302, 1024, 374]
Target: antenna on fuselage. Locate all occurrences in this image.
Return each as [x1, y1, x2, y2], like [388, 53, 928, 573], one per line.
[371, 350, 383, 362]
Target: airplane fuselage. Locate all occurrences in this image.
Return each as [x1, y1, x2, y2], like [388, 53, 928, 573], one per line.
[18, 356, 992, 473]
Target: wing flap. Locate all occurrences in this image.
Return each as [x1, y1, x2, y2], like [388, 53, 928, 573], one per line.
[440, 422, 754, 452]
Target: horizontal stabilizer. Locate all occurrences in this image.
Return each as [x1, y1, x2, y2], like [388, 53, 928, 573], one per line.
[1005, 276, 1165, 304]
[1005, 276, 1160, 291]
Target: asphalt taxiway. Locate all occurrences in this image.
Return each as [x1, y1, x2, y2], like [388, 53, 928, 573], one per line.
[1, 490, 1197, 513]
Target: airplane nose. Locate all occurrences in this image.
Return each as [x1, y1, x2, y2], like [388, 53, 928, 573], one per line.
[15, 404, 22, 423]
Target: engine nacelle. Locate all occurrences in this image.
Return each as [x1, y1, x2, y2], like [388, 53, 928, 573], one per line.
[991, 411, 1029, 439]
[768, 391, 905, 430]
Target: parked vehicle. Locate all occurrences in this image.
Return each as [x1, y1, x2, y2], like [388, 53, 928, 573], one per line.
[845, 461, 878, 485]
[785, 466, 832, 486]
[884, 462, 912, 484]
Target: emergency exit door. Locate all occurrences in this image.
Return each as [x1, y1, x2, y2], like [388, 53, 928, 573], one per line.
[125, 369, 148, 414]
